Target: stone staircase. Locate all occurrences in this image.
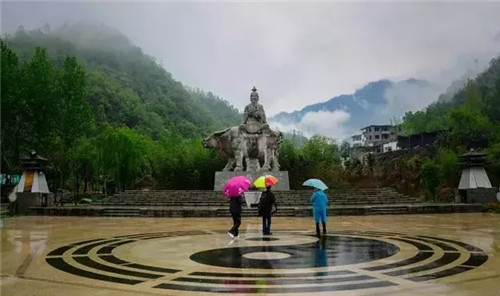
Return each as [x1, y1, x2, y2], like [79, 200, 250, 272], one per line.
[369, 206, 412, 215]
[98, 188, 420, 208]
[29, 188, 483, 217]
[101, 208, 141, 217]
[216, 207, 297, 217]
[87, 188, 421, 217]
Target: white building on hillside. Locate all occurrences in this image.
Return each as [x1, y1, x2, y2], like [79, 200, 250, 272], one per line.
[351, 134, 366, 147]
[383, 141, 399, 153]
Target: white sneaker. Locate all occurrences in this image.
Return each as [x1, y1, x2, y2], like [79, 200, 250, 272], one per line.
[228, 232, 235, 239]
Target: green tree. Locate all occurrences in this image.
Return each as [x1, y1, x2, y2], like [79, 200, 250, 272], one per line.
[68, 138, 97, 196]
[302, 135, 340, 166]
[58, 56, 94, 147]
[18, 47, 59, 153]
[463, 81, 483, 113]
[487, 143, 500, 186]
[278, 140, 303, 188]
[420, 159, 442, 197]
[437, 149, 459, 186]
[447, 108, 493, 148]
[278, 140, 300, 170]
[344, 158, 363, 178]
[94, 127, 147, 194]
[1, 41, 21, 171]
[483, 77, 500, 122]
[340, 141, 351, 160]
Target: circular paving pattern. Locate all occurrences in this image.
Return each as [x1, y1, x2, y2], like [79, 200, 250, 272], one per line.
[45, 230, 489, 294]
[246, 237, 280, 241]
[243, 252, 292, 260]
[190, 235, 399, 269]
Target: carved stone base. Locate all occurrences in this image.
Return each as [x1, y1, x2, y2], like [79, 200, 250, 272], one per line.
[214, 171, 290, 191]
[17, 192, 54, 212]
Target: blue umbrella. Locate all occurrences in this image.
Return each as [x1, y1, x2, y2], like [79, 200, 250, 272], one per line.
[302, 179, 328, 190]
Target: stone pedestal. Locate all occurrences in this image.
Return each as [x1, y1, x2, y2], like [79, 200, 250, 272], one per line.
[214, 171, 290, 191]
[17, 192, 54, 212]
[464, 188, 499, 203]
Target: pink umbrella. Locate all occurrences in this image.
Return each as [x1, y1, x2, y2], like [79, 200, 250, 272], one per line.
[223, 176, 252, 197]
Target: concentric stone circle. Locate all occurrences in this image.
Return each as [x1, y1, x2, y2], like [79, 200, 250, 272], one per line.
[190, 234, 399, 269]
[243, 251, 292, 260]
[45, 230, 489, 294]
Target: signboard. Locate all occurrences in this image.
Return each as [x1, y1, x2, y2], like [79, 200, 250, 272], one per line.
[244, 191, 262, 209]
[0, 174, 21, 185]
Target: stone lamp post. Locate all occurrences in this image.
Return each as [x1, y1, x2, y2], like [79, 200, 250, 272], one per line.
[16, 151, 53, 211]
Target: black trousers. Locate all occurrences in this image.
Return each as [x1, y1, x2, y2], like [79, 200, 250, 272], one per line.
[262, 215, 272, 234]
[229, 210, 241, 236]
[8, 201, 18, 216]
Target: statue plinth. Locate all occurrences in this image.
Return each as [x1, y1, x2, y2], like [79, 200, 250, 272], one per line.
[214, 171, 290, 191]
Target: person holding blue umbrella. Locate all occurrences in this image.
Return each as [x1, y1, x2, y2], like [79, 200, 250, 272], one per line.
[303, 179, 329, 237]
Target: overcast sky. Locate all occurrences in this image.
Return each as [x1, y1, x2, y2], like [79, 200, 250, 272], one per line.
[2, 1, 500, 116]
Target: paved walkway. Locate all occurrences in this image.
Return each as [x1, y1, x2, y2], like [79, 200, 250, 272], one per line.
[1, 214, 499, 295]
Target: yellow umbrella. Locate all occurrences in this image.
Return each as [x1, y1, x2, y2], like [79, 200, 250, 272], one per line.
[253, 175, 279, 188]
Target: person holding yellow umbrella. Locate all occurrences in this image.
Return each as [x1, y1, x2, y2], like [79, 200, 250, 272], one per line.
[254, 175, 278, 235]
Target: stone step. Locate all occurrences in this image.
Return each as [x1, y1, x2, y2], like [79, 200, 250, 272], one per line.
[112, 194, 403, 198]
[99, 189, 419, 210]
[112, 193, 406, 198]
[103, 197, 418, 200]
[107, 195, 416, 199]
[101, 208, 141, 217]
[101, 213, 141, 217]
[370, 207, 410, 215]
[216, 208, 296, 217]
[114, 192, 402, 195]
[29, 203, 484, 217]
[120, 189, 402, 194]
[100, 200, 418, 204]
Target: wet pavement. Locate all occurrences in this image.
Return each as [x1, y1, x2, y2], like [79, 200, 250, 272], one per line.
[1, 214, 499, 295]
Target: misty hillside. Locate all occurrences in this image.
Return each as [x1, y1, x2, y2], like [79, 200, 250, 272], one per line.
[270, 79, 442, 138]
[4, 23, 240, 138]
[402, 56, 500, 135]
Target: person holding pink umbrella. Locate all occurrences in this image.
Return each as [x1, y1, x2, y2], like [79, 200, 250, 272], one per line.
[223, 176, 251, 238]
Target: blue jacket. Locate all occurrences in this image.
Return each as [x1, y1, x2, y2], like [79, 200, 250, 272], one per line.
[310, 190, 328, 211]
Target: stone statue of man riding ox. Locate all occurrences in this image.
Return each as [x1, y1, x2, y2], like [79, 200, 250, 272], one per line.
[202, 87, 283, 172]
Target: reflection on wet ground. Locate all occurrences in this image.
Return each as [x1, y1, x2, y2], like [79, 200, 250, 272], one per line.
[190, 235, 399, 269]
[1, 214, 499, 295]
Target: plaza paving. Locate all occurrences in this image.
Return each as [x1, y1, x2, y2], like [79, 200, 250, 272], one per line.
[1, 213, 499, 295]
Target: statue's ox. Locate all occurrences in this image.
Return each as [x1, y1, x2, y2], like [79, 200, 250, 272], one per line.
[202, 127, 282, 172]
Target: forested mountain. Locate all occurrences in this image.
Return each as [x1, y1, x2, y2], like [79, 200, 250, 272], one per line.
[394, 56, 500, 199]
[1, 24, 240, 192]
[0, 24, 346, 193]
[4, 23, 240, 139]
[402, 57, 500, 136]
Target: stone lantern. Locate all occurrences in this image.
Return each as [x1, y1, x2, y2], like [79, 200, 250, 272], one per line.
[16, 151, 53, 211]
[458, 150, 498, 203]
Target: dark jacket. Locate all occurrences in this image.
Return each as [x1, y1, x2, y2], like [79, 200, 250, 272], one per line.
[229, 196, 243, 213]
[258, 191, 277, 216]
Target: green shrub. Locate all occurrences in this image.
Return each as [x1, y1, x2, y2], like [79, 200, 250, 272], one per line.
[483, 202, 500, 213]
[420, 159, 443, 198]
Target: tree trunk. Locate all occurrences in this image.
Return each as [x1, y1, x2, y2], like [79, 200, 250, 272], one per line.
[103, 178, 107, 198]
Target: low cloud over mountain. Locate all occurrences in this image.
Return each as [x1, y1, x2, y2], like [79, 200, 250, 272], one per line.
[269, 79, 443, 141]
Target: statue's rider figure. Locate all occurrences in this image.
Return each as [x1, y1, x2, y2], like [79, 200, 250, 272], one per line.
[240, 87, 270, 134]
